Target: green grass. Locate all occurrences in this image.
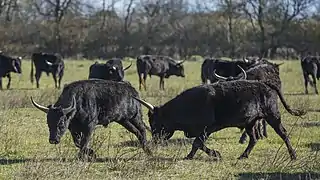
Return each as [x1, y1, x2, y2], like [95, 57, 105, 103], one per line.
[0, 60, 319, 180]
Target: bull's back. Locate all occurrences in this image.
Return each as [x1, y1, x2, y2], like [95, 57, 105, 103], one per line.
[60, 80, 140, 122]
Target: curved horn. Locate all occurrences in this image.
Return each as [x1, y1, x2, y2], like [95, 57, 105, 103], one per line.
[30, 96, 49, 113]
[62, 96, 76, 114]
[132, 96, 154, 114]
[123, 61, 132, 71]
[242, 57, 249, 63]
[213, 69, 228, 81]
[276, 62, 284, 66]
[237, 65, 247, 80]
[45, 60, 53, 66]
[177, 59, 186, 65]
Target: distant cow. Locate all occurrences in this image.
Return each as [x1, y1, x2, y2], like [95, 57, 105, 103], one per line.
[31, 79, 151, 160]
[133, 80, 305, 160]
[201, 58, 259, 84]
[30, 52, 64, 89]
[214, 62, 284, 144]
[300, 55, 320, 94]
[88, 58, 132, 81]
[0, 53, 22, 89]
[136, 55, 186, 90]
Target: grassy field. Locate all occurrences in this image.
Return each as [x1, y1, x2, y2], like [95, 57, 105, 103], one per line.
[0, 59, 319, 180]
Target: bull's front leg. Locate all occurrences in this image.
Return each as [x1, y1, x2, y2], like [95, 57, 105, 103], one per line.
[159, 75, 165, 90]
[78, 126, 96, 161]
[185, 131, 221, 160]
[70, 129, 82, 148]
[6, 73, 11, 89]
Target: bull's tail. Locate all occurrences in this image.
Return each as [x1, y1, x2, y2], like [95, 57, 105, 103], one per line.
[30, 56, 34, 84]
[265, 82, 307, 116]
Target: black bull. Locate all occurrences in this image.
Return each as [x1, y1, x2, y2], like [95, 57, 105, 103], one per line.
[30, 52, 64, 89]
[31, 80, 151, 160]
[214, 62, 283, 144]
[88, 59, 132, 81]
[133, 80, 306, 160]
[300, 56, 320, 94]
[136, 55, 186, 90]
[0, 54, 22, 89]
[201, 58, 258, 84]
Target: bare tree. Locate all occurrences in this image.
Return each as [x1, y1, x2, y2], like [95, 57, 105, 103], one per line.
[242, 0, 315, 58]
[33, 0, 76, 54]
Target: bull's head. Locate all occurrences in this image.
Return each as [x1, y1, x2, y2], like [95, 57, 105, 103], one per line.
[30, 96, 77, 144]
[167, 60, 186, 78]
[108, 62, 132, 81]
[213, 65, 247, 81]
[132, 97, 174, 141]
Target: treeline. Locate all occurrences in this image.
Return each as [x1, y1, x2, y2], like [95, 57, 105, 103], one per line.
[0, 0, 319, 60]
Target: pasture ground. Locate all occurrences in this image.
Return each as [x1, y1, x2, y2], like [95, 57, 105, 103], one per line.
[0, 59, 319, 180]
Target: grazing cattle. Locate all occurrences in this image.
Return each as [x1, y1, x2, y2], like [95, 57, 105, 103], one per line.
[214, 62, 284, 144]
[201, 58, 259, 84]
[88, 58, 132, 81]
[136, 55, 186, 90]
[0, 53, 22, 89]
[30, 79, 151, 160]
[300, 55, 320, 94]
[30, 52, 64, 89]
[133, 79, 305, 160]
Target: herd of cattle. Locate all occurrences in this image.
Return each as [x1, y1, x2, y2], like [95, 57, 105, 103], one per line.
[0, 51, 319, 161]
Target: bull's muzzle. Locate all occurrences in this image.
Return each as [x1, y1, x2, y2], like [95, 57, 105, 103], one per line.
[49, 138, 60, 144]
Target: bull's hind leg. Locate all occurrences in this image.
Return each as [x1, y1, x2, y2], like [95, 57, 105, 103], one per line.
[119, 120, 152, 155]
[138, 73, 143, 90]
[238, 125, 258, 159]
[238, 116, 260, 159]
[159, 76, 165, 90]
[58, 71, 63, 89]
[143, 73, 147, 90]
[239, 130, 248, 144]
[303, 73, 309, 94]
[266, 117, 297, 160]
[0, 78, 3, 90]
[262, 119, 268, 138]
[311, 73, 318, 94]
[35, 71, 42, 88]
[52, 73, 58, 88]
[58, 75, 63, 89]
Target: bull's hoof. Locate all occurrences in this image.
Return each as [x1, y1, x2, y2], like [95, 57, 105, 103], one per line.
[78, 148, 96, 162]
[213, 150, 222, 159]
[143, 147, 153, 156]
[290, 154, 297, 161]
[237, 154, 248, 160]
[239, 139, 246, 144]
[209, 150, 222, 161]
[183, 156, 194, 160]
